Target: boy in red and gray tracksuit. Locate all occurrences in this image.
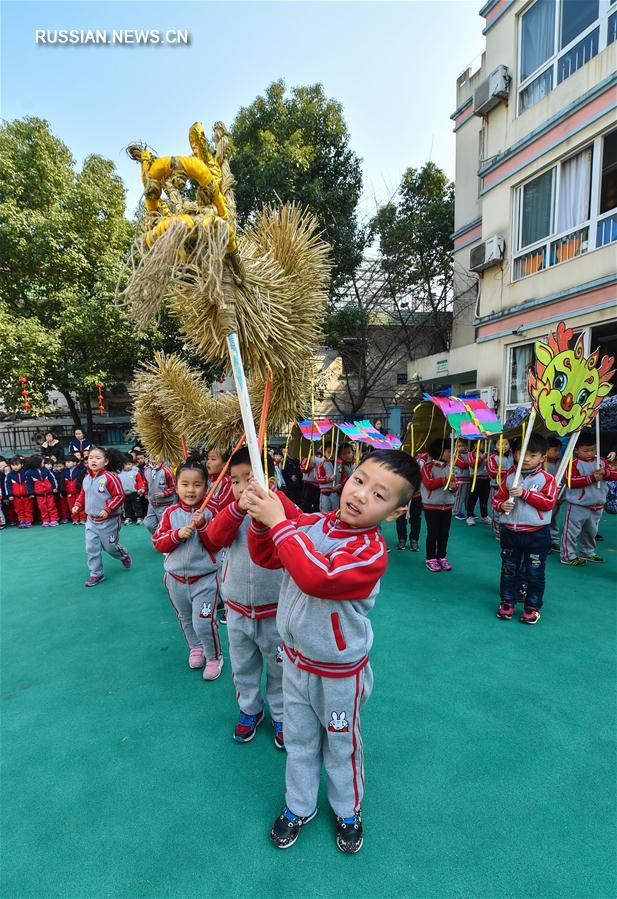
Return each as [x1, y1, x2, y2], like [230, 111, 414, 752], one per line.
[65, 458, 87, 523]
[315, 453, 339, 513]
[486, 442, 513, 537]
[152, 502, 223, 666]
[73, 467, 130, 584]
[205, 451, 290, 746]
[492, 434, 557, 623]
[5, 460, 34, 527]
[144, 462, 177, 533]
[560, 433, 617, 564]
[26, 458, 59, 526]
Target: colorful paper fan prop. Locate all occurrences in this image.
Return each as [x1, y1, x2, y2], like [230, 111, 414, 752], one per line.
[297, 419, 333, 441]
[402, 395, 502, 456]
[514, 321, 615, 489]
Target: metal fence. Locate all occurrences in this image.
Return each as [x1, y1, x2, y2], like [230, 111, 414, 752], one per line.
[0, 420, 133, 456]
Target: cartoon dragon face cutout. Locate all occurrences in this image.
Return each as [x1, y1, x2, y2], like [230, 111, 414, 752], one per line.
[528, 322, 615, 436]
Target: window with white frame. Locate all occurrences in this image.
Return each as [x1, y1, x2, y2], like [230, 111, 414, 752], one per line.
[518, 0, 614, 114]
[506, 342, 536, 408]
[512, 129, 617, 280]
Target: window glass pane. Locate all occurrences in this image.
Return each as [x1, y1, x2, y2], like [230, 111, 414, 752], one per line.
[557, 148, 592, 231]
[521, 169, 554, 248]
[521, 0, 556, 80]
[509, 344, 534, 405]
[600, 130, 617, 214]
[560, 0, 598, 49]
[608, 10, 617, 45]
[557, 27, 598, 83]
[519, 67, 554, 112]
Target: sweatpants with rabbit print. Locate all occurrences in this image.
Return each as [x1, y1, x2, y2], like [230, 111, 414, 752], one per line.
[227, 608, 284, 720]
[282, 657, 373, 819]
[86, 516, 128, 578]
[164, 572, 221, 660]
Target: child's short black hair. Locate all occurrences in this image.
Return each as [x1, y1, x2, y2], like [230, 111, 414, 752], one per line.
[229, 446, 275, 478]
[547, 436, 562, 449]
[519, 434, 548, 455]
[428, 438, 448, 460]
[577, 430, 596, 448]
[360, 449, 420, 504]
[89, 446, 125, 472]
[28, 455, 42, 469]
[66, 454, 78, 463]
[9, 456, 23, 466]
[43, 457, 54, 465]
[123, 453, 134, 464]
[177, 455, 207, 479]
[207, 446, 231, 463]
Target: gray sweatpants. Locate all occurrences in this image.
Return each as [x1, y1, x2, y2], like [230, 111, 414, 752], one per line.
[453, 482, 470, 516]
[85, 516, 128, 578]
[550, 502, 562, 546]
[164, 573, 221, 659]
[561, 503, 602, 561]
[319, 492, 340, 513]
[227, 611, 283, 720]
[144, 502, 170, 535]
[283, 658, 373, 819]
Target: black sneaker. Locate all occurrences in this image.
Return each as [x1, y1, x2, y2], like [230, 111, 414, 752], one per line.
[270, 806, 317, 849]
[397, 539, 406, 550]
[219, 611, 227, 625]
[272, 720, 285, 750]
[336, 813, 363, 853]
[410, 540, 419, 552]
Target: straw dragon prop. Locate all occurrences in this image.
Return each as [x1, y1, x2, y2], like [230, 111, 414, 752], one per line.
[118, 121, 331, 464]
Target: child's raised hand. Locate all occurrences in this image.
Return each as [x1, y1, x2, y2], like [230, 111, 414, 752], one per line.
[177, 524, 194, 540]
[509, 486, 523, 497]
[237, 491, 251, 511]
[593, 468, 604, 481]
[244, 485, 286, 528]
[192, 510, 205, 528]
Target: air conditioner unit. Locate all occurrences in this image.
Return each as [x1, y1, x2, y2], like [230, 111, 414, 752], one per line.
[469, 235, 505, 272]
[473, 65, 510, 116]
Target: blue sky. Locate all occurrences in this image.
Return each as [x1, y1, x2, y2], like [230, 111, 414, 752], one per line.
[1, 1, 484, 218]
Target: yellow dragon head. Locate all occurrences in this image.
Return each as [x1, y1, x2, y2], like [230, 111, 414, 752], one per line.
[528, 321, 615, 436]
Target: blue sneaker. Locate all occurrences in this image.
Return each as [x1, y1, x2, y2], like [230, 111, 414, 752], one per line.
[233, 709, 264, 743]
[336, 813, 364, 853]
[273, 720, 285, 750]
[454, 513, 466, 521]
[270, 806, 317, 848]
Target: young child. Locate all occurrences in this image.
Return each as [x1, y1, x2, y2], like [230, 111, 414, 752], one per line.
[143, 459, 177, 534]
[300, 447, 323, 513]
[272, 449, 286, 491]
[119, 455, 143, 525]
[152, 457, 224, 680]
[64, 455, 87, 524]
[205, 448, 290, 745]
[205, 447, 234, 516]
[493, 434, 557, 623]
[396, 470, 422, 551]
[72, 447, 132, 587]
[244, 449, 419, 854]
[466, 442, 490, 525]
[452, 439, 471, 521]
[5, 457, 33, 528]
[26, 456, 59, 527]
[0, 459, 17, 527]
[338, 443, 357, 489]
[315, 446, 339, 513]
[560, 431, 617, 566]
[421, 439, 459, 571]
[486, 437, 513, 539]
[545, 437, 562, 551]
[53, 460, 70, 523]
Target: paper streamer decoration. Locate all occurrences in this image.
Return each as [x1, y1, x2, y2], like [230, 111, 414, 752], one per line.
[297, 419, 333, 441]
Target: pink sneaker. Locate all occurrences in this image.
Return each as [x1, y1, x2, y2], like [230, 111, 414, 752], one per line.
[203, 657, 224, 681]
[188, 647, 204, 669]
[437, 558, 452, 571]
[85, 575, 105, 587]
[121, 552, 132, 569]
[425, 559, 441, 572]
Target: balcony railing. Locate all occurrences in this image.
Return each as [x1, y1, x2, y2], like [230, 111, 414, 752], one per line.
[513, 224, 589, 282]
[596, 210, 617, 248]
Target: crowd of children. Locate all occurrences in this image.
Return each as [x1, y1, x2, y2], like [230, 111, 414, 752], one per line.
[3, 421, 616, 855]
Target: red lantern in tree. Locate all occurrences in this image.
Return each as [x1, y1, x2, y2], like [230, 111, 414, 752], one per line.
[96, 383, 105, 414]
[18, 376, 30, 413]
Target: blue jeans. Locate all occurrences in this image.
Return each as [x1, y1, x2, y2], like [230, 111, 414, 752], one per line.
[499, 525, 551, 610]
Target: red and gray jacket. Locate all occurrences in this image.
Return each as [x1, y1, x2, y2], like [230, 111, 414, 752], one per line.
[420, 460, 456, 511]
[207, 474, 234, 516]
[74, 469, 125, 521]
[339, 461, 356, 487]
[564, 457, 617, 509]
[453, 451, 471, 483]
[5, 470, 29, 497]
[492, 464, 557, 531]
[486, 452, 513, 488]
[152, 502, 221, 581]
[26, 467, 57, 496]
[205, 498, 289, 619]
[248, 510, 387, 678]
[316, 459, 337, 495]
[300, 454, 323, 484]
[145, 463, 176, 508]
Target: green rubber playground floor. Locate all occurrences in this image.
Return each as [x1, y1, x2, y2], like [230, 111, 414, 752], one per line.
[1, 515, 616, 898]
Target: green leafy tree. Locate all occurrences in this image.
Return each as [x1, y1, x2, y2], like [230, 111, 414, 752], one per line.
[232, 80, 364, 289]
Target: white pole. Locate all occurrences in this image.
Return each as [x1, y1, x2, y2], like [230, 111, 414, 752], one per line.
[504, 408, 536, 515]
[555, 430, 581, 487]
[332, 424, 341, 487]
[226, 332, 266, 488]
[595, 411, 601, 488]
